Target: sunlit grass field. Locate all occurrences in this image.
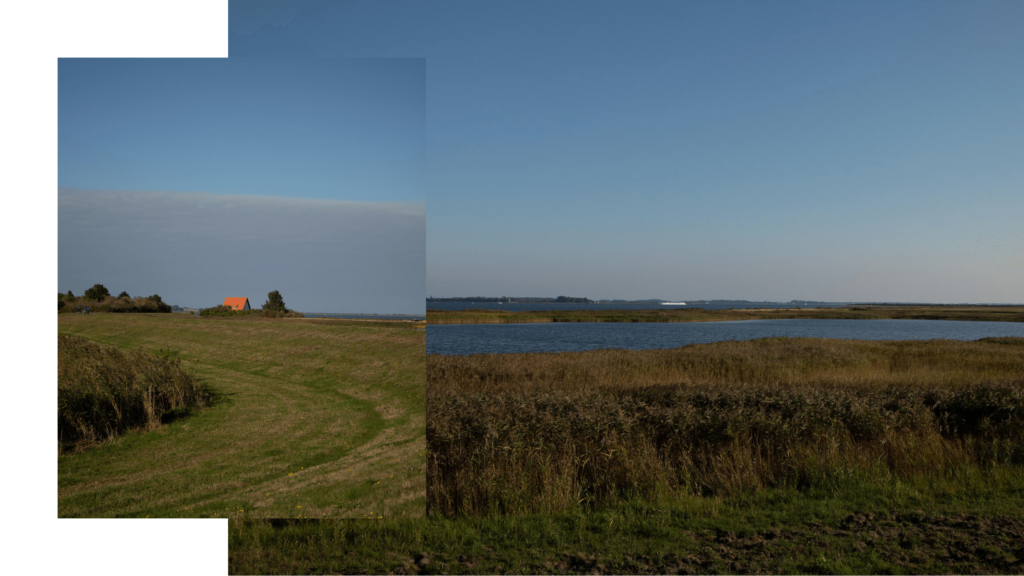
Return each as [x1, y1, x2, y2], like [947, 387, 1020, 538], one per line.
[58, 313, 425, 519]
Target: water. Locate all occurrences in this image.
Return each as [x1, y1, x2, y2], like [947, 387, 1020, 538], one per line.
[427, 319, 1024, 356]
[428, 301, 850, 313]
[303, 313, 426, 320]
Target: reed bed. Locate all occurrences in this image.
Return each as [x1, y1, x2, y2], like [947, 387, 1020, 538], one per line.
[427, 337, 1024, 516]
[58, 335, 209, 453]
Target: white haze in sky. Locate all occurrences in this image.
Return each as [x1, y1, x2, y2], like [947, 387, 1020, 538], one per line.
[58, 187, 425, 313]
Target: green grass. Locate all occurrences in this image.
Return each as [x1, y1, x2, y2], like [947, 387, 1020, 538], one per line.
[427, 305, 1024, 324]
[229, 468, 1024, 574]
[58, 313, 425, 519]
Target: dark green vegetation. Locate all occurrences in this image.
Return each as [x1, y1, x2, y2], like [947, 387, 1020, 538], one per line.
[428, 338, 1024, 516]
[200, 305, 306, 318]
[58, 313, 425, 519]
[230, 462, 1024, 574]
[427, 305, 1024, 324]
[59, 291, 171, 313]
[199, 305, 253, 317]
[264, 289, 287, 312]
[59, 335, 210, 453]
[82, 283, 111, 300]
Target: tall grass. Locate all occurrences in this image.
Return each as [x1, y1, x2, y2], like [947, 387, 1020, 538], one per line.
[427, 337, 1024, 517]
[58, 335, 209, 453]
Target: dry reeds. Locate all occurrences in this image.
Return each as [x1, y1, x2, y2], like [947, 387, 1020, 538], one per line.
[58, 335, 209, 453]
[427, 337, 1024, 516]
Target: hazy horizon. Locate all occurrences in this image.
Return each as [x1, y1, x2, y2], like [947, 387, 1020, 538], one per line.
[58, 57, 426, 314]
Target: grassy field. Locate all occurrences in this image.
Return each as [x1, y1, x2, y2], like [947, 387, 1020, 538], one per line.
[227, 337, 1024, 574]
[230, 474, 1024, 574]
[427, 305, 1024, 324]
[57, 313, 425, 519]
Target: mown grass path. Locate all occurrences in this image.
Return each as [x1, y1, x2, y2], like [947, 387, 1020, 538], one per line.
[58, 313, 425, 519]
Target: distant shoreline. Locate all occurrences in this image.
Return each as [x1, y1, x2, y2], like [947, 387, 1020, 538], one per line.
[427, 305, 1024, 325]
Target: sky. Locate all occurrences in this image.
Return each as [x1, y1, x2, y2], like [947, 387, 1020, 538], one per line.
[231, 0, 1024, 303]
[59, 57, 425, 313]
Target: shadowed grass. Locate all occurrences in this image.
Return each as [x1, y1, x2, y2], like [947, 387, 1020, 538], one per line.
[230, 467, 1024, 574]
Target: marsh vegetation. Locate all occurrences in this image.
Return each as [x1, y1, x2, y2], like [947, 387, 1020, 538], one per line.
[428, 337, 1024, 516]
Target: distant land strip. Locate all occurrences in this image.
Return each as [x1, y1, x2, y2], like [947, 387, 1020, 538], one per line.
[426, 306, 1024, 325]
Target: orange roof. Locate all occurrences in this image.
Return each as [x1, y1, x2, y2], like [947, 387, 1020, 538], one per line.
[223, 297, 249, 311]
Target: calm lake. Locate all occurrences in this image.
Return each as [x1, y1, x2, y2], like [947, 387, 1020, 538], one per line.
[426, 319, 1024, 356]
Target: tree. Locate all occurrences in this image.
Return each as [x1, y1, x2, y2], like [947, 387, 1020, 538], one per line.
[148, 294, 163, 304]
[118, 291, 130, 299]
[83, 284, 111, 301]
[66, 290, 74, 299]
[263, 290, 286, 313]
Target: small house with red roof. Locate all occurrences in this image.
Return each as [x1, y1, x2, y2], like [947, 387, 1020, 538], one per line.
[223, 297, 251, 311]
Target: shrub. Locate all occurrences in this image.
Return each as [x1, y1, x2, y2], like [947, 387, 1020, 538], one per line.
[263, 290, 286, 313]
[83, 284, 111, 301]
[201, 305, 257, 318]
[118, 291, 130, 299]
[58, 295, 172, 314]
[262, 309, 305, 318]
[201, 305, 234, 317]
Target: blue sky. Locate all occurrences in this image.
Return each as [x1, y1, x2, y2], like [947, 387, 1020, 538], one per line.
[59, 58, 425, 313]
[233, 0, 1024, 303]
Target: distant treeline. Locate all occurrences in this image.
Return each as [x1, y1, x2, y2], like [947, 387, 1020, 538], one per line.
[428, 305, 1024, 324]
[428, 296, 594, 303]
[59, 284, 171, 314]
[199, 305, 304, 318]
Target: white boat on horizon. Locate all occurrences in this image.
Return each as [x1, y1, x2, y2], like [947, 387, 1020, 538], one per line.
[662, 302, 687, 305]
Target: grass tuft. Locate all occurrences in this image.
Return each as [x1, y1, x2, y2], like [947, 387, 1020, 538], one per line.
[58, 335, 210, 453]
